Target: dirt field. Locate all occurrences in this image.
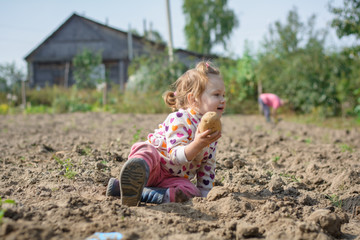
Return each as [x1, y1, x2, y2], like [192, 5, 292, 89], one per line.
[0, 112, 359, 240]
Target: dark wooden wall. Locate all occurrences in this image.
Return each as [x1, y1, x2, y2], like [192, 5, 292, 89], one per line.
[25, 14, 213, 89]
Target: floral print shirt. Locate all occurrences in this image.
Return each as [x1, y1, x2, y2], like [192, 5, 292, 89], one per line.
[148, 108, 217, 192]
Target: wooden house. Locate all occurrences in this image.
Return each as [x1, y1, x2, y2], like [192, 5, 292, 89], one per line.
[24, 13, 215, 89]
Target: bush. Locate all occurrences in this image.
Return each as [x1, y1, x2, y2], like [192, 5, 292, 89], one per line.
[25, 105, 52, 114]
[26, 87, 60, 106]
[52, 96, 71, 113]
[113, 91, 170, 114]
[0, 104, 9, 114]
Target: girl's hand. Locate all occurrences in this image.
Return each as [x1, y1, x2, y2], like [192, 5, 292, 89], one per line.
[193, 128, 221, 149]
[184, 128, 221, 162]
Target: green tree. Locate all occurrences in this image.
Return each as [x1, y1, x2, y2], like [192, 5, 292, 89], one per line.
[261, 8, 327, 56]
[127, 50, 187, 93]
[0, 78, 7, 93]
[329, 0, 360, 117]
[182, 0, 238, 54]
[0, 62, 25, 96]
[329, 0, 360, 39]
[72, 48, 104, 89]
[268, 10, 303, 55]
[257, 8, 340, 116]
[144, 29, 165, 44]
[219, 42, 257, 113]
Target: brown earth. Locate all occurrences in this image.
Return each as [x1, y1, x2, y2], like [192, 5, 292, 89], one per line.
[0, 112, 359, 240]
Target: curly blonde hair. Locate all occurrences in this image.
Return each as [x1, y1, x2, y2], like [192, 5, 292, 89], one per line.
[163, 61, 220, 111]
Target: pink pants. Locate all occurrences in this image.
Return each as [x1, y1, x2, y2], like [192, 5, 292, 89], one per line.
[128, 142, 201, 202]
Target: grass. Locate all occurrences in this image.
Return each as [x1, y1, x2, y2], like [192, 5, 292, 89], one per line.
[1, 87, 359, 132]
[131, 125, 143, 144]
[266, 170, 273, 177]
[0, 197, 15, 224]
[339, 144, 353, 153]
[272, 156, 280, 163]
[264, 171, 300, 183]
[54, 156, 77, 179]
[0, 86, 171, 115]
[100, 160, 109, 172]
[79, 146, 92, 156]
[284, 114, 360, 130]
[278, 172, 300, 182]
[326, 194, 342, 208]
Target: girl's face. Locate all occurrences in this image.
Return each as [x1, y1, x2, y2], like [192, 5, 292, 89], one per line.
[196, 74, 226, 116]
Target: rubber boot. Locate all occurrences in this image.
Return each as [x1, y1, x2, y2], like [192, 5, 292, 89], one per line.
[141, 187, 167, 204]
[119, 158, 149, 206]
[106, 178, 120, 197]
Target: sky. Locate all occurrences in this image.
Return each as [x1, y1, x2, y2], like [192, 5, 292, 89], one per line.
[0, 0, 356, 71]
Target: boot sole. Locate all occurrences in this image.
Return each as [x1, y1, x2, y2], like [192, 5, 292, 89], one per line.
[119, 158, 147, 206]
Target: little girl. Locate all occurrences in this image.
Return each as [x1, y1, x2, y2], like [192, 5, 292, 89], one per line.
[106, 61, 226, 206]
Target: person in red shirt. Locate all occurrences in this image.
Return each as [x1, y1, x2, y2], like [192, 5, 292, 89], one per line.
[258, 93, 284, 123]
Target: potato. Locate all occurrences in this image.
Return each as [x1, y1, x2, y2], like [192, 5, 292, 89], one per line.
[198, 111, 221, 134]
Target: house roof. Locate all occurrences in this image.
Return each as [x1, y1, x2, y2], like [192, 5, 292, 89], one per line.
[24, 13, 217, 63]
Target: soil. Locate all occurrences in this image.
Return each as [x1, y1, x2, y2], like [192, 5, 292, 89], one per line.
[0, 112, 359, 240]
